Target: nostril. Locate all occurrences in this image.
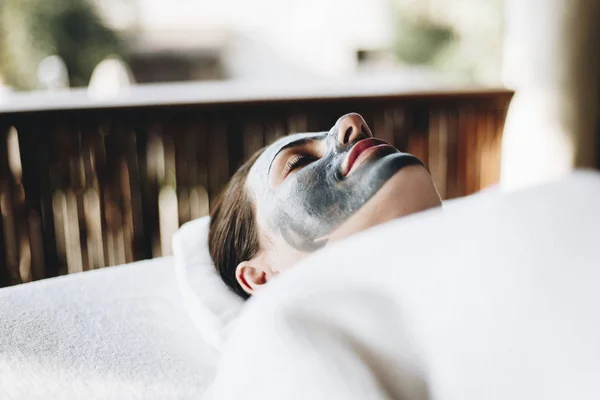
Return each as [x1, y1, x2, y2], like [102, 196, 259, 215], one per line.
[344, 126, 353, 144]
[360, 124, 373, 137]
[336, 113, 371, 144]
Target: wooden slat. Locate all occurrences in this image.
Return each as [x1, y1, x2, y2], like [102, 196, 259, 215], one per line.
[445, 109, 459, 199]
[133, 117, 155, 260]
[15, 121, 51, 281]
[461, 105, 479, 195]
[0, 124, 16, 286]
[264, 117, 285, 147]
[141, 123, 163, 258]
[208, 119, 229, 201]
[287, 112, 308, 134]
[406, 106, 429, 168]
[122, 122, 146, 263]
[243, 118, 265, 161]
[1, 125, 33, 284]
[174, 117, 193, 226]
[429, 109, 448, 199]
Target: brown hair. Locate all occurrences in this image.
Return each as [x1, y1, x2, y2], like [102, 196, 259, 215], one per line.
[208, 149, 264, 299]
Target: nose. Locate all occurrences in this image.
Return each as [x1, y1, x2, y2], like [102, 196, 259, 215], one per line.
[335, 113, 372, 145]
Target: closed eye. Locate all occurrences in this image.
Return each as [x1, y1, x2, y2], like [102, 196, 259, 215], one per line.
[283, 154, 317, 178]
[268, 135, 327, 189]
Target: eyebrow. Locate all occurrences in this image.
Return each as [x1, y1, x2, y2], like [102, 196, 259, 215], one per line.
[267, 134, 325, 175]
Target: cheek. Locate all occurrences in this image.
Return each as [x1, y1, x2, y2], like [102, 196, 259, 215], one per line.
[253, 207, 310, 264]
[328, 165, 442, 242]
[272, 173, 324, 213]
[254, 206, 277, 243]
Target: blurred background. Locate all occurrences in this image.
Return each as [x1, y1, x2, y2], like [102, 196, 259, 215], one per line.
[0, 0, 598, 286]
[0, 0, 503, 88]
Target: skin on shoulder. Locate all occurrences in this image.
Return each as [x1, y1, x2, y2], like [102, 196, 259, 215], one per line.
[237, 113, 442, 295]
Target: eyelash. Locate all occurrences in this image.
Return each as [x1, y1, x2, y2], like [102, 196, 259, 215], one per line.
[283, 154, 315, 176]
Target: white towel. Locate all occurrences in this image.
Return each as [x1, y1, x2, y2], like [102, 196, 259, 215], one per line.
[0, 258, 219, 399]
[213, 171, 600, 400]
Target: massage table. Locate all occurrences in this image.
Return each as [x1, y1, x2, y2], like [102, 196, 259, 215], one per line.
[0, 257, 218, 399]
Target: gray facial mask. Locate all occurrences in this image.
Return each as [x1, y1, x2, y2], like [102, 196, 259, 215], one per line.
[247, 120, 424, 252]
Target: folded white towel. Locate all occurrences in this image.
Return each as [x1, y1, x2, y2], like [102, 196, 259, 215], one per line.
[172, 217, 244, 351]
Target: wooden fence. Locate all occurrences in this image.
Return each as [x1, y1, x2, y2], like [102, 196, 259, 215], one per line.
[0, 82, 513, 286]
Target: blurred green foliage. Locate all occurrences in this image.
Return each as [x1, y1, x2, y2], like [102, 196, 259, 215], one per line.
[393, 0, 504, 84]
[394, 17, 455, 65]
[0, 0, 124, 90]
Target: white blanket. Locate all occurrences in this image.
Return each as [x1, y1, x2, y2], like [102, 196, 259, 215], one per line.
[0, 258, 219, 399]
[213, 171, 600, 399]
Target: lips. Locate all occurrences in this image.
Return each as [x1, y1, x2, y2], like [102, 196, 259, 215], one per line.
[342, 138, 398, 176]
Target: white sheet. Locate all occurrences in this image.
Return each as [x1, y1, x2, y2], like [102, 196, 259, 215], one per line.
[0, 257, 219, 399]
[213, 171, 600, 399]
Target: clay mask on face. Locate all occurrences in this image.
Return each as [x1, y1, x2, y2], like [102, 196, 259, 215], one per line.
[247, 119, 424, 252]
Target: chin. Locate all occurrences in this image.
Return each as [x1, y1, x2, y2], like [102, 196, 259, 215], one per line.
[329, 164, 442, 242]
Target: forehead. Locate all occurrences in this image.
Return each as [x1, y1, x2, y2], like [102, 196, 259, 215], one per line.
[247, 131, 327, 194]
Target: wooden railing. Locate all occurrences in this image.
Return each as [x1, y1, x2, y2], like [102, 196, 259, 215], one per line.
[0, 80, 513, 286]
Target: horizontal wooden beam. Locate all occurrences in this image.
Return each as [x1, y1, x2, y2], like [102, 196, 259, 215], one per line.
[0, 80, 512, 115]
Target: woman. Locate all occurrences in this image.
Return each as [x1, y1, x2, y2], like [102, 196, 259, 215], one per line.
[209, 113, 442, 298]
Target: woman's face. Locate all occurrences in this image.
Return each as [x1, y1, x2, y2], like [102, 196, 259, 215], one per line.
[237, 113, 442, 294]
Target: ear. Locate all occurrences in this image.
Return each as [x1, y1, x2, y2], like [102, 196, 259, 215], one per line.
[235, 259, 272, 295]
